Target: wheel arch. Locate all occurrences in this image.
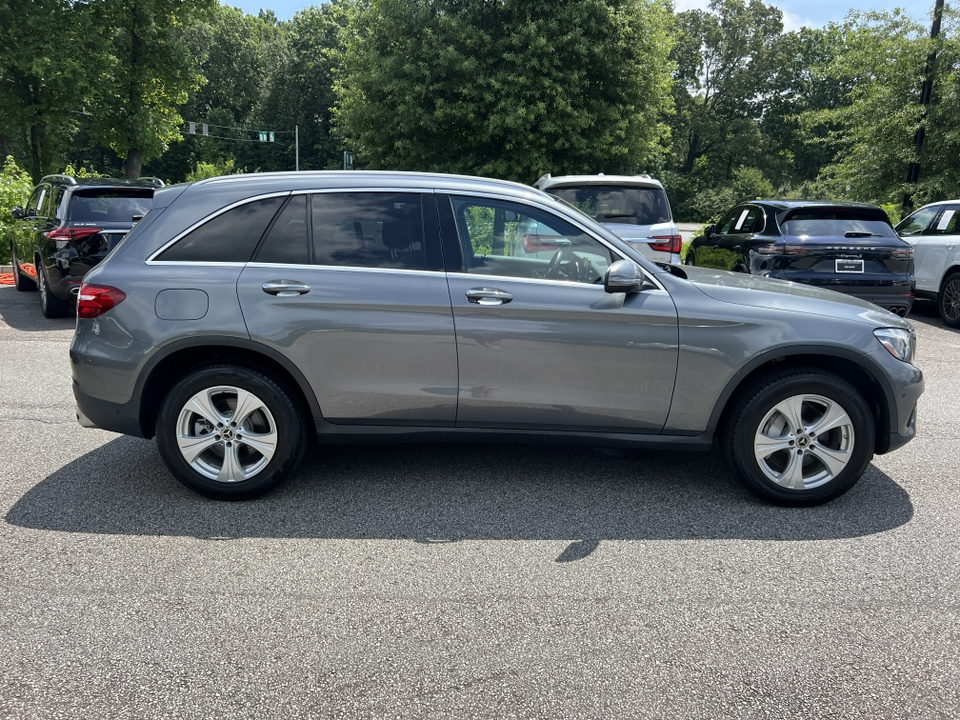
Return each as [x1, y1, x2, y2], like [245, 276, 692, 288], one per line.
[136, 337, 321, 439]
[708, 348, 895, 455]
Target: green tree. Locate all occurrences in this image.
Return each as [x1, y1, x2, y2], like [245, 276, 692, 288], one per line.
[88, 0, 214, 179]
[668, 0, 783, 177]
[334, 0, 674, 183]
[0, 0, 98, 181]
[801, 9, 960, 207]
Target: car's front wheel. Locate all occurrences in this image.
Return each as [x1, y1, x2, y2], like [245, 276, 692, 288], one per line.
[156, 365, 307, 500]
[938, 270, 960, 328]
[723, 369, 874, 506]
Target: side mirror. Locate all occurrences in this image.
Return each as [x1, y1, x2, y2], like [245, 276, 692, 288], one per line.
[604, 259, 644, 294]
[11, 206, 24, 220]
[704, 224, 715, 239]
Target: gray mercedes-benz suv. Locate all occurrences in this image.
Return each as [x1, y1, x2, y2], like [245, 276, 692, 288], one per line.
[70, 172, 923, 506]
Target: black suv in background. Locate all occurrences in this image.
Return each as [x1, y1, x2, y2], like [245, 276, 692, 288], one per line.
[685, 200, 915, 316]
[9, 174, 160, 317]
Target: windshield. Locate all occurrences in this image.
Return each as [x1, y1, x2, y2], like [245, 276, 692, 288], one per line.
[547, 185, 671, 226]
[781, 208, 895, 237]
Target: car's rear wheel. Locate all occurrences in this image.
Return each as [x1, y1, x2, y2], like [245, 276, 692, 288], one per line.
[723, 369, 874, 506]
[156, 365, 307, 500]
[10, 243, 36, 291]
[36, 261, 70, 318]
[684, 249, 695, 266]
[938, 271, 960, 328]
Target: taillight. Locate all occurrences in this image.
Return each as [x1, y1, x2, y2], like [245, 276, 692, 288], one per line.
[45, 227, 103, 241]
[649, 235, 682, 253]
[891, 246, 914, 258]
[77, 284, 126, 319]
[523, 234, 565, 252]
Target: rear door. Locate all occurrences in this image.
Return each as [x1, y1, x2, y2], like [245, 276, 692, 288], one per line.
[439, 193, 678, 432]
[237, 190, 458, 426]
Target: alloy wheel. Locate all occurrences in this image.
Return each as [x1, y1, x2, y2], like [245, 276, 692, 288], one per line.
[175, 385, 279, 483]
[753, 393, 855, 491]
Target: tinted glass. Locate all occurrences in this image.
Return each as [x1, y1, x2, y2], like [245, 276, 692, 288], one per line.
[715, 207, 744, 234]
[26, 186, 45, 216]
[928, 206, 960, 235]
[157, 196, 284, 263]
[450, 196, 613, 283]
[68, 189, 153, 224]
[256, 195, 308, 265]
[896, 207, 939, 237]
[781, 208, 895, 237]
[312, 193, 425, 270]
[548, 185, 671, 225]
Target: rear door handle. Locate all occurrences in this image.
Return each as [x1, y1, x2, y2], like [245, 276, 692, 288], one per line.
[262, 280, 311, 296]
[466, 288, 513, 306]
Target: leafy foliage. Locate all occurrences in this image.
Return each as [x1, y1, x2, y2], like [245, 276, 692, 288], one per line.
[88, 0, 215, 178]
[0, 155, 34, 262]
[334, 0, 675, 183]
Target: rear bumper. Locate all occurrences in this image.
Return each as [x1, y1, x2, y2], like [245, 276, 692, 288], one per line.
[769, 273, 914, 311]
[73, 382, 147, 437]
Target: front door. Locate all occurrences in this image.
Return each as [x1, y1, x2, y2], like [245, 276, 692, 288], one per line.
[438, 193, 679, 433]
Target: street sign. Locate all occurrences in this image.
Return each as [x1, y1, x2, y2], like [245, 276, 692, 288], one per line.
[344, 151, 354, 170]
[269, 131, 275, 142]
[188, 122, 195, 134]
[259, 131, 267, 142]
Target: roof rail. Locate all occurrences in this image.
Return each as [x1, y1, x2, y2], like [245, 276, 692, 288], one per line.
[40, 174, 77, 185]
[137, 176, 165, 187]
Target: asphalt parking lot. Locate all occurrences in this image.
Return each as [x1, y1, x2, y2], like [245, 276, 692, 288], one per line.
[0, 285, 957, 719]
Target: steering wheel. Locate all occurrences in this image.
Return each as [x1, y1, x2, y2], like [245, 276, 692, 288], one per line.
[545, 246, 575, 279]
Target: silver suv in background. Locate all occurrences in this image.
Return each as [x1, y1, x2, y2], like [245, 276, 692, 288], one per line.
[535, 173, 682, 264]
[896, 200, 960, 327]
[71, 171, 922, 507]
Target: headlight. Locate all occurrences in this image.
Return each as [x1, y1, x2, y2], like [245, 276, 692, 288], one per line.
[874, 327, 916, 364]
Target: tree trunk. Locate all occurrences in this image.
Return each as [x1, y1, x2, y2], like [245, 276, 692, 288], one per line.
[125, 149, 144, 179]
[0, 133, 12, 162]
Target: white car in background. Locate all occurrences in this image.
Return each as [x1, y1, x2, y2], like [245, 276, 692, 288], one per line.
[896, 200, 960, 327]
[535, 173, 682, 264]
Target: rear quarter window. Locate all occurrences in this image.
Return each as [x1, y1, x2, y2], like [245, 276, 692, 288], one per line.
[155, 196, 285, 263]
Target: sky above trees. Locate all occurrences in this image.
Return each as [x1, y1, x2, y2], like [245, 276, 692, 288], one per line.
[225, 0, 933, 30]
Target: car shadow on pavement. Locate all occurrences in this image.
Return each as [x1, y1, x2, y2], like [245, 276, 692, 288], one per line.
[0, 286, 76, 332]
[6, 435, 913, 547]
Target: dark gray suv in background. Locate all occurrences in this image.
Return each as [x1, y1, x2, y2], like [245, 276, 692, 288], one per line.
[71, 172, 923, 506]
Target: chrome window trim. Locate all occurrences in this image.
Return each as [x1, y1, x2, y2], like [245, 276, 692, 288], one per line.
[146, 191, 292, 262]
[445, 270, 668, 293]
[148, 188, 436, 265]
[244, 262, 443, 277]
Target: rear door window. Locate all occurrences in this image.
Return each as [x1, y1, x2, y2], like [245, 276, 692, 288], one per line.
[311, 192, 426, 270]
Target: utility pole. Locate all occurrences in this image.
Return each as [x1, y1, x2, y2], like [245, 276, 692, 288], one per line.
[904, 0, 946, 211]
[295, 125, 299, 171]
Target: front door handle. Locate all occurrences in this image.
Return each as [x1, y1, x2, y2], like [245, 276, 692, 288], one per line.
[466, 288, 513, 306]
[262, 280, 311, 297]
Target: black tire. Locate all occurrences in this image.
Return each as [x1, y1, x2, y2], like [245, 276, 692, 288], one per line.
[684, 249, 695, 266]
[722, 368, 874, 507]
[36, 261, 70, 318]
[10, 243, 36, 291]
[938, 270, 960, 328]
[156, 365, 308, 500]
